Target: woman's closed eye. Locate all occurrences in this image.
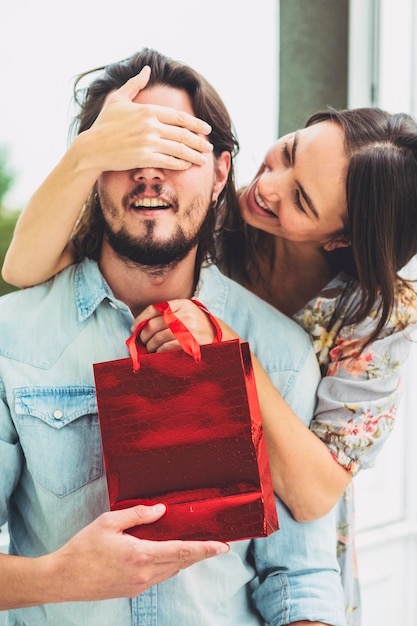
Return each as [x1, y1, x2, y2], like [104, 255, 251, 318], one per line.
[294, 189, 307, 214]
[282, 141, 307, 214]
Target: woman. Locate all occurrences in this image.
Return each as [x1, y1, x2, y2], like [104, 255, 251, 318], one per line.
[3, 65, 417, 626]
[134, 106, 417, 625]
[215, 107, 417, 624]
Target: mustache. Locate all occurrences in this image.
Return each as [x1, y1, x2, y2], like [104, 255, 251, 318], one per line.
[123, 182, 178, 211]
[125, 182, 163, 203]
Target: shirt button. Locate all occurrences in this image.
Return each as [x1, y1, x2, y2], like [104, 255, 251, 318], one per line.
[109, 301, 119, 310]
[53, 410, 64, 420]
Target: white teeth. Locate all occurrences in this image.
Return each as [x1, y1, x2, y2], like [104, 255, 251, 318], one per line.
[254, 187, 269, 211]
[133, 198, 169, 208]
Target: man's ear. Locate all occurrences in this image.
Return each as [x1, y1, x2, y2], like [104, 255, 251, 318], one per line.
[212, 151, 231, 201]
[323, 235, 351, 252]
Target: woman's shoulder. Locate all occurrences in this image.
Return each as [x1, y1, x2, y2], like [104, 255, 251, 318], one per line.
[297, 271, 417, 333]
[393, 279, 417, 327]
[292, 272, 359, 334]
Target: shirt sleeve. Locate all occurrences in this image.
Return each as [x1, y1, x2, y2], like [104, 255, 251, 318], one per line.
[277, 341, 321, 428]
[310, 316, 416, 476]
[250, 339, 346, 624]
[0, 378, 23, 525]
[251, 497, 346, 626]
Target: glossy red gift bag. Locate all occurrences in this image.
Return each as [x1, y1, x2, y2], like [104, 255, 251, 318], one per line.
[93, 300, 278, 542]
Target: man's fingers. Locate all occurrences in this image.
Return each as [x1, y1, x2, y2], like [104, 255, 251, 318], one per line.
[105, 503, 167, 532]
[131, 503, 167, 525]
[138, 539, 230, 567]
[131, 305, 162, 332]
[179, 541, 230, 564]
[104, 505, 230, 566]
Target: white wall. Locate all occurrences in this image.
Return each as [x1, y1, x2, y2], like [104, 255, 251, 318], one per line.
[349, 1, 417, 624]
[0, 0, 278, 211]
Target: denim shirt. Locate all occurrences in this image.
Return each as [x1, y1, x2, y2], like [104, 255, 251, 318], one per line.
[0, 259, 346, 626]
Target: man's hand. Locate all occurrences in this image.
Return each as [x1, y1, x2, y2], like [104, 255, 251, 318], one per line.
[133, 299, 221, 353]
[7, 504, 229, 608]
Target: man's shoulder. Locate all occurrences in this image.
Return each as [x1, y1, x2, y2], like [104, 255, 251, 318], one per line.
[198, 265, 313, 369]
[0, 266, 76, 317]
[199, 264, 306, 329]
[0, 266, 79, 364]
[0, 281, 52, 325]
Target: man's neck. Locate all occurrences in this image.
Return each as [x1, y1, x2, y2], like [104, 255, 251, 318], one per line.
[99, 243, 198, 318]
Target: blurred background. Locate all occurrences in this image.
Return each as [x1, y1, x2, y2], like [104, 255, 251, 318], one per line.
[1, 1, 416, 624]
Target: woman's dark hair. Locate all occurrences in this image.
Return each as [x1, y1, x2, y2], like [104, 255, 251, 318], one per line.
[70, 48, 240, 274]
[217, 107, 417, 347]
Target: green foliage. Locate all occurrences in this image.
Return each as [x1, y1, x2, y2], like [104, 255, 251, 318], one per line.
[0, 144, 19, 296]
[0, 147, 14, 207]
[0, 210, 19, 296]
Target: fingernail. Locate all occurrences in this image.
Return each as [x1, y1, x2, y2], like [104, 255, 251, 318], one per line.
[152, 503, 166, 514]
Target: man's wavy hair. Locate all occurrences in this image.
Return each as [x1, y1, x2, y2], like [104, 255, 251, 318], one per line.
[70, 48, 240, 273]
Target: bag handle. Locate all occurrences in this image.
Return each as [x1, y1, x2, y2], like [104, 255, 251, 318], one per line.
[126, 299, 222, 372]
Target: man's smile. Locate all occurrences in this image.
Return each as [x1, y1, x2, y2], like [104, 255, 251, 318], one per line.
[132, 197, 170, 209]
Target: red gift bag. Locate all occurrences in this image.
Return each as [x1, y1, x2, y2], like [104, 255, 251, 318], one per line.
[93, 300, 278, 542]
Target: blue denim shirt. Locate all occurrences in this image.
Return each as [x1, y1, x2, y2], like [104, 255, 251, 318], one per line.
[0, 259, 346, 626]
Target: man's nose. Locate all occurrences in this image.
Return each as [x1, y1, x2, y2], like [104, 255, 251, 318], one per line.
[131, 167, 166, 182]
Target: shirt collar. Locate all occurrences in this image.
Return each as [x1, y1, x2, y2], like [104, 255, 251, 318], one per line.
[74, 259, 222, 323]
[74, 258, 124, 322]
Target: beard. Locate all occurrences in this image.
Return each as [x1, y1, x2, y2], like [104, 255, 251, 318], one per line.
[103, 219, 203, 268]
[98, 180, 215, 268]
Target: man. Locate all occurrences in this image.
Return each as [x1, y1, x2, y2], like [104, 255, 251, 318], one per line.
[0, 48, 345, 625]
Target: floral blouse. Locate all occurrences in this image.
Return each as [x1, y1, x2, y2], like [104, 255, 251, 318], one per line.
[293, 271, 417, 626]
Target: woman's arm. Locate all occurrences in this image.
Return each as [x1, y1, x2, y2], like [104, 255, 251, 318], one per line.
[130, 293, 417, 522]
[133, 299, 352, 522]
[250, 352, 352, 521]
[310, 311, 417, 475]
[2, 68, 213, 288]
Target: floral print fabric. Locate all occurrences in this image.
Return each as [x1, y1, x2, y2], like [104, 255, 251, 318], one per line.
[293, 271, 417, 626]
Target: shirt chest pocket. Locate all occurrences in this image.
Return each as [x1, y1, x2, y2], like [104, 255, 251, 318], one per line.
[14, 387, 103, 498]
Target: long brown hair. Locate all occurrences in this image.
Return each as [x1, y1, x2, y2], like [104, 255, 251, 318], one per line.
[70, 48, 240, 274]
[217, 107, 417, 346]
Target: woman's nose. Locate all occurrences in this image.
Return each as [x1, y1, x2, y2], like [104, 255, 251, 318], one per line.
[258, 169, 283, 202]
